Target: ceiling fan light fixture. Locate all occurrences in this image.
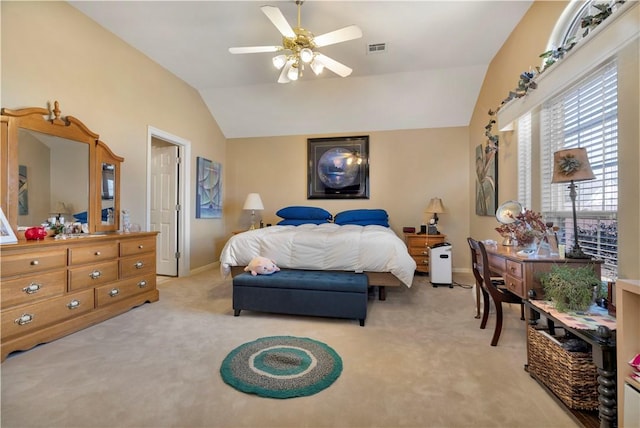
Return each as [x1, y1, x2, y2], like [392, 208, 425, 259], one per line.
[310, 58, 324, 75]
[229, 2, 362, 83]
[272, 54, 287, 70]
[287, 64, 299, 81]
[299, 48, 314, 63]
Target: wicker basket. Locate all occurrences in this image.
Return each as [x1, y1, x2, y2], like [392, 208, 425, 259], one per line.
[527, 326, 599, 410]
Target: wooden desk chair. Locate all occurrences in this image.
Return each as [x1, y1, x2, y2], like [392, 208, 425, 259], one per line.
[467, 238, 507, 319]
[467, 237, 524, 346]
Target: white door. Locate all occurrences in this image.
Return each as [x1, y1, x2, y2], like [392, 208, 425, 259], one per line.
[151, 143, 179, 276]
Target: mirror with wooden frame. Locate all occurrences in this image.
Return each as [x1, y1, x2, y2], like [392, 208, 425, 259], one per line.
[1, 101, 123, 236]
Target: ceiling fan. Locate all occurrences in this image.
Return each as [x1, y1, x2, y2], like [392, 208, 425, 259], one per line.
[228, 1, 362, 83]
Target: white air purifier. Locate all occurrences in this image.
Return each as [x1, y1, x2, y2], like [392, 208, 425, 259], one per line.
[429, 243, 452, 288]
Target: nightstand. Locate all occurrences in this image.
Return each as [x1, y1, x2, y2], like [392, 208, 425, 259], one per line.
[404, 233, 446, 274]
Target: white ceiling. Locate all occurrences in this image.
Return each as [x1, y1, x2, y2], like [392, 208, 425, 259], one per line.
[70, 1, 533, 139]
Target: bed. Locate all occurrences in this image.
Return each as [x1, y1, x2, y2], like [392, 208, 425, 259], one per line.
[220, 218, 417, 300]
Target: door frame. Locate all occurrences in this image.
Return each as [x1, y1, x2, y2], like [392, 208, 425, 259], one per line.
[146, 126, 191, 277]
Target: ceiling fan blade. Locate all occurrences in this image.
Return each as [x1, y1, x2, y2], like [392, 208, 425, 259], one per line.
[229, 46, 281, 54]
[314, 54, 352, 77]
[261, 5, 296, 38]
[314, 25, 362, 47]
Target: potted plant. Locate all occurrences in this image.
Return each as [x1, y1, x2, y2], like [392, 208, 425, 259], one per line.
[540, 264, 603, 312]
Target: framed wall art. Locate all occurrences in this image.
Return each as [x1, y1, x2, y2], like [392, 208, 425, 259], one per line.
[0, 207, 18, 244]
[307, 136, 369, 199]
[475, 143, 498, 216]
[196, 156, 222, 219]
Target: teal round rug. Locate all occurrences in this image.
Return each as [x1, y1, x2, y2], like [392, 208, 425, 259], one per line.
[220, 336, 342, 399]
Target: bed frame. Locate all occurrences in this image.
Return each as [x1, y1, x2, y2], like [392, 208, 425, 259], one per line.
[229, 266, 401, 300]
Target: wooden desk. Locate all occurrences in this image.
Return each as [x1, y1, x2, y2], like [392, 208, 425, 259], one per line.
[483, 244, 602, 300]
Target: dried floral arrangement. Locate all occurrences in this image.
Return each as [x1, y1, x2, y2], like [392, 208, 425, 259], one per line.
[495, 209, 548, 246]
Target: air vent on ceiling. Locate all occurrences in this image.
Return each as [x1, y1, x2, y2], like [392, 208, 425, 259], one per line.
[367, 43, 387, 54]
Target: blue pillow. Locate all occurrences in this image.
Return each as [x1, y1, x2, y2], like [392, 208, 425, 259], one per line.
[277, 218, 330, 226]
[335, 219, 390, 227]
[73, 211, 88, 222]
[334, 209, 388, 223]
[74, 209, 111, 222]
[276, 206, 332, 220]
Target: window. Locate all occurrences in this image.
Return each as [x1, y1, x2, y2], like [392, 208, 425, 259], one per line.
[540, 61, 618, 279]
[517, 112, 532, 209]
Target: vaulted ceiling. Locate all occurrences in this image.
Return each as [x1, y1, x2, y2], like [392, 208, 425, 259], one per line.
[70, 1, 532, 139]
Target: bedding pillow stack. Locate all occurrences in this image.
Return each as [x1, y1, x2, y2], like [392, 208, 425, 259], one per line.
[276, 206, 333, 226]
[334, 209, 389, 227]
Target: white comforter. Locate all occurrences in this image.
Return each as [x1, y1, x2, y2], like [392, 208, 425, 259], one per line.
[220, 223, 416, 287]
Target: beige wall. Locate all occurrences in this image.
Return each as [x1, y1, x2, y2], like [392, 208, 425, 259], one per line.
[469, 1, 567, 244]
[226, 127, 471, 270]
[1, 1, 226, 270]
[3, 1, 636, 277]
[470, 0, 640, 278]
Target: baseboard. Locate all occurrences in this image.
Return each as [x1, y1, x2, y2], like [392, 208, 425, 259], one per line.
[190, 261, 218, 275]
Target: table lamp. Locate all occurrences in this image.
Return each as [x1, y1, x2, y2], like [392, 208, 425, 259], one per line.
[243, 193, 264, 230]
[425, 197, 445, 234]
[551, 148, 595, 259]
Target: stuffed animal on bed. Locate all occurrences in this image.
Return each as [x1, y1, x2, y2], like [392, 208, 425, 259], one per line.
[244, 256, 280, 276]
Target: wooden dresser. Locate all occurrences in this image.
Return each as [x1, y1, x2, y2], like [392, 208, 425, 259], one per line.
[404, 233, 446, 274]
[1, 232, 158, 361]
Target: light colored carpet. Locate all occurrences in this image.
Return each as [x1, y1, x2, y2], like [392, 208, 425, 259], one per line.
[1, 268, 578, 428]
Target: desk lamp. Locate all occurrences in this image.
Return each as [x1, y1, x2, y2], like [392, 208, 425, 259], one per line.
[425, 197, 445, 234]
[243, 193, 264, 230]
[551, 148, 595, 259]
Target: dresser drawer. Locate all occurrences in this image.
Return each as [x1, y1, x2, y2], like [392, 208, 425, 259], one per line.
[413, 256, 429, 272]
[488, 253, 506, 274]
[505, 274, 525, 297]
[1, 289, 94, 340]
[1, 270, 66, 309]
[408, 246, 429, 257]
[506, 260, 523, 279]
[120, 253, 155, 279]
[404, 235, 424, 247]
[120, 237, 156, 257]
[68, 260, 119, 291]
[68, 242, 118, 265]
[1, 248, 67, 278]
[95, 274, 156, 307]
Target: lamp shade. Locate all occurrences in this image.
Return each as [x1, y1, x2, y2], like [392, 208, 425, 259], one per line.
[243, 193, 264, 211]
[551, 148, 595, 183]
[425, 197, 445, 214]
[52, 201, 70, 214]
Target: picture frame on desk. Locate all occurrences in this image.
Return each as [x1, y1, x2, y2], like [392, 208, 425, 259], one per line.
[0, 208, 18, 244]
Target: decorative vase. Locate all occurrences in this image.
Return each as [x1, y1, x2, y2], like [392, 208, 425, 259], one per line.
[24, 226, 48, 240]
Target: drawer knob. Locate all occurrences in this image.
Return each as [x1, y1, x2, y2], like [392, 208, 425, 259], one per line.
[421, 251, 428, 255]
[89, 270, 102, 279]
[15, 313, 34, 326]
[95, 251, 101, 256]
[22, 283, 41, 294]
[138, 280, 147, 288]
[30, 260, 39, 266]
[109, 288, 120, 297]
[138, 245, 144, 249]
[67, 299, 81, 309]
[134, 261, 144, 269]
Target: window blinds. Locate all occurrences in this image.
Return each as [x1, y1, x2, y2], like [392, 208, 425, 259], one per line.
[517, 112, 532, 209]
[540, 60, 618, 279]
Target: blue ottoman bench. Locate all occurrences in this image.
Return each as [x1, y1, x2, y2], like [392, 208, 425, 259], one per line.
[232, 270, 368, 326]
